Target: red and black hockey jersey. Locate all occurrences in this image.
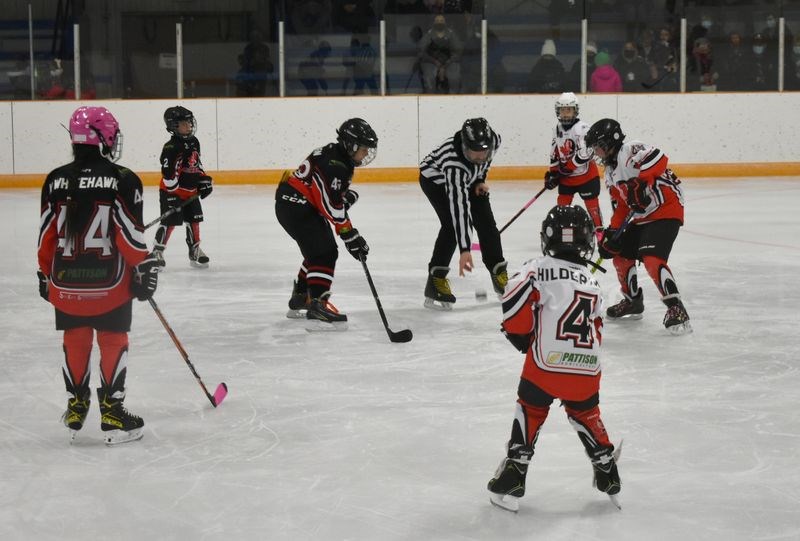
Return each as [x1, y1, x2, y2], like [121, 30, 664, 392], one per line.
[38, 157, 149, 316]
[159, 135, 207, 200]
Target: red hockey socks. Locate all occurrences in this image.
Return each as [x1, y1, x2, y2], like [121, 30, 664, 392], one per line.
[62, 327, 93, 393]
[565, 404, 612, 450]
[612, 257, 639, 298]
[642, 255, 680, 299]
[97, 331, 129, 390]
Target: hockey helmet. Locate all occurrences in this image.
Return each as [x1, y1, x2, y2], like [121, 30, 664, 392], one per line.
[540, 205, 595, 260]
[460, 117, 495, 164]
[69, 106, 122, 162]
[584, 118, 625, 162]
[337, 118, 378, 166]
[554, 92, 579, 129]
[164, 106, 196, 138]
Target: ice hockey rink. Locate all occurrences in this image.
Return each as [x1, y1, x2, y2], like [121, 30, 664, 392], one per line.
[1, 177, 798, 540]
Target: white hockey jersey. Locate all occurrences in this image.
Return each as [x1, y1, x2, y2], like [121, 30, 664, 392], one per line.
[549, 120, 598, 185]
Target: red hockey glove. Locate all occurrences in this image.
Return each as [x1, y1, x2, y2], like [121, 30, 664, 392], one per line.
[624, 178, 651, 213]
[597, 227, 622, 259]
[544, 171, 561, 190]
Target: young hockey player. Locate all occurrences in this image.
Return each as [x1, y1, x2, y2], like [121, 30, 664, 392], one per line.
[488, 205, 620, 512]
[544, 92, 604, 235]
[584, 118, 692, 335]
[419, 117, 506, 309]
[153, 106, 213, 268]
[37, 106, 163, 445]
[274, 118, 377, 330]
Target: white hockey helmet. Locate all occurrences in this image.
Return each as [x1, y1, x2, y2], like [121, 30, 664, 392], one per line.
[555, 92, 579, 129]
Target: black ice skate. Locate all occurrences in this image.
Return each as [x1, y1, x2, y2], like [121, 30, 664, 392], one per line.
[663, 297, 692, 335]
[286, 280, 311, 319]
[98, 388, 144, 445]
[606, 292, 644, 320]
[424, 266, 456, 310]
[490, 260, 509, 296]
[188, 241, 209, 269]
[487, 444, 533, 513]
[305, 292, 348, 331]
[61, 388, 91, 442]
[590, 445, 622, 509]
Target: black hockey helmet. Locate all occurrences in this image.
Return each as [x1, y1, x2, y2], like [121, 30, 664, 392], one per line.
[460, 117, 495, 164]
[337, 118, 378, 166]
[584, 118, 624, 161]
[164, 106, 196, 138]
[540, 205, 595, 261]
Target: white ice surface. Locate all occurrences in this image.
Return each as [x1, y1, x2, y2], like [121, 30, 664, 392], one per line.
[1, 179, 799, 540]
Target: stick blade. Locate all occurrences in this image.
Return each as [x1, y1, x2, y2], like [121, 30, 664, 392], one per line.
[389, 329, 413, 343]
[212, 382, 228, 407]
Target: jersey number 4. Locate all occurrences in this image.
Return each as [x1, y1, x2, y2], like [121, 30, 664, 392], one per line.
[555, 291, 598, 348]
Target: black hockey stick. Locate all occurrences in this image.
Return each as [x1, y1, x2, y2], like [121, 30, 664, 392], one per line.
[143, 194, 200, 230]
[472, 186, 548, 250]
[359, 256, 413, 343]
[591, 211, 635, 274]
[641, 70, 669, 90]
[148, 297, 228, 407]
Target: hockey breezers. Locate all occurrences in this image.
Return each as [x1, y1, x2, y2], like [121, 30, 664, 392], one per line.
[472, 186, 547, 251]
[144, 194, 200, 230]
[359, 256, 413, 343]
[148, 298, 228, 407]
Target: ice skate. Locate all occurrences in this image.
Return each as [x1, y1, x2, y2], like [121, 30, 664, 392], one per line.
[487, 444, 533, 513]
[305, 292, 348, 331]
[606, 292, 644, 320]
[188, 242, 209, 269]
[590, 445, 622, 509]
[490, 260, 509, 296]
[286, 280, 310, 319]
[424, 266, 456, 310]
[98, 388, 144, 445]
[663, 298, 692, 335]
[61, 389, 91, 442]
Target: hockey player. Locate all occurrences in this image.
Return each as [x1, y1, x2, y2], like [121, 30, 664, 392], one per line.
[153, 106, 213, 268]
[544, 92, 604, 236]
[584, 118, 691, 335]
[274, 118, 376, 329]
[488, 205, 620, 512]
[419, 117, 506, 309]
[37, 106, 164, 445]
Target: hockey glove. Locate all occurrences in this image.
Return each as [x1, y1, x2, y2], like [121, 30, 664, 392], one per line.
[340, 228, 369, 261]
[198, 175, 213, 199]
[37, 270, 49, 301]
[597, 228, 622, 259]
[544, 171, 561, 190]
[502, 327, 532, 353]
[624, 177, 651, 213]
[343, 189, 359, 210]
[130, 253, 165, 301]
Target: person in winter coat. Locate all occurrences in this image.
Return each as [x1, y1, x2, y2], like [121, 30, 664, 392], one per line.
[590, 51, 622, 92]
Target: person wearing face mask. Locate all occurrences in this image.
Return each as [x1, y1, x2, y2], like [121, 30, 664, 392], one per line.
[688, 12, 723, 58]
[717, 31, 749, 91]
[613, 41, 650, 92]
[569, 41, 598, 90]
[418, 14, 463, 93]
[759, 13, 793, 63]
[741, 33, 777, 91]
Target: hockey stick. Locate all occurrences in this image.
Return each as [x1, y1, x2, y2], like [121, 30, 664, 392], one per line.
[148, 297, 228, 407]
[641, 70, 669, 90]
[591, 211, 635, 274]
[471, 186, 548, 250]
[359, 256, 413, 343]
[143, 194, 200, 230]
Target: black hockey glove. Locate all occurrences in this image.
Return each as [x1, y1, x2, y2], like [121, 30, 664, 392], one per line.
[597, 228, 622, 259]
[198, 175, 213, 199]
[624, 177, 651, 213]
[130, 253, 165, 301]
[544, 171, 561, 190]
[340, 227, 369, 261]
[37, 270, 49, 301]
[502, 327, 532, 353]
[343, 189, 359, 210]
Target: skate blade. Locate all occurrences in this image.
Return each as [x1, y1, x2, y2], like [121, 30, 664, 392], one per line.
[608, 493, 622, 510]
[305, 319, 348, 332]
[103, 428, 144, 446]
[423, 298, 453, 311]
[190, 260, 209, 269]
[666, 321, 693, 335]
[606, 313, 644, 321]
[489, 493, 519, 513]
[286, 308, 307, 319]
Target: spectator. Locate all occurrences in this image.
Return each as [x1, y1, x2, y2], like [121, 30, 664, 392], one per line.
[653, 26, 678, 74]
[637, 29, 658, 65]
[758, 13, 793, 62]
[568, 41, 598, 90]
[527, 39, 565, 93]
[332, 0, 376, 35]
[418, 14, 463, 93]
[289, 0, 333, 34]
[717, 32, 749, 91]
[613, 41, 650, 92]
[687, 11, 725, 56]
[590, 51, 622, 93]
[687, 37, 718, 91]
[235, 29, 274, 97]
[742, 33, 777, 91]
[785, 35, 800, 91]
[343, 35, 378, 94]
[298, 40, 333, 95]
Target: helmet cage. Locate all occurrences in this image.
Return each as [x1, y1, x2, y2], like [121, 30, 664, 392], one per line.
[540, 205, 595, 260]
[554, 92, 580, 129]
[337, 118, 378, 167]
[164, 106, 197, 139]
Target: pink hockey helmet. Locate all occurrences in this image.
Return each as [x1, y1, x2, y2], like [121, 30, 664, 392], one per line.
[69, 106, 123, 161]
